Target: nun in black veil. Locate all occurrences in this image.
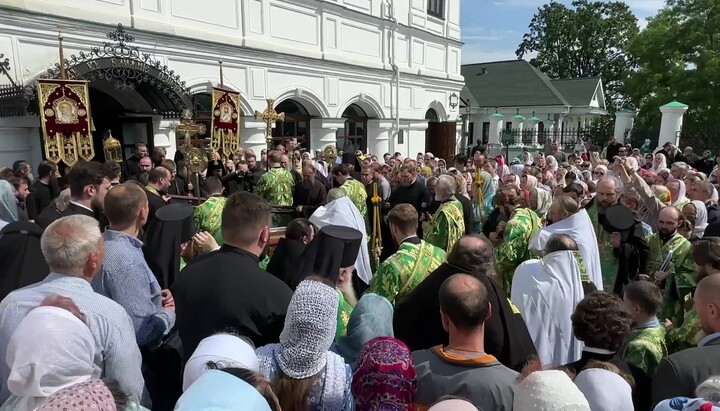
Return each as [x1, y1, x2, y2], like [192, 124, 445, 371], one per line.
[0, 222, 49, 300]
[289, 224, 363, 339]
[143, 203, 195, 289]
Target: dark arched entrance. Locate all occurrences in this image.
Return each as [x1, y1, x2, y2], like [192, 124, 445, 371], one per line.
[272, 99, 311, 149]
[337, 104, 368, 152]
[38, 24, 196, 163]
[425, 108, 456, 161]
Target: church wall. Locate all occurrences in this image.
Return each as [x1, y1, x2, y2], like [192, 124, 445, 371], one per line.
[0, 0, 463, 164]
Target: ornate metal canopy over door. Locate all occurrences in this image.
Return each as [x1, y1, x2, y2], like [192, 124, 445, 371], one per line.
[0, 54, 35, 118]
[43, 24, 194, 117]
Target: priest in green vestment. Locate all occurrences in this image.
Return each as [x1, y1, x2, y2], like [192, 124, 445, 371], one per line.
[369, 204, 446, 304]
[492, 184, 541, 293]
[193, 176, 226, 245]
[255, 150, 294, 226]
[332, 164, 368, 218]
[622, 280, 668, 375]
[424, 174, 465, 252]
[646, 206, 696, 327]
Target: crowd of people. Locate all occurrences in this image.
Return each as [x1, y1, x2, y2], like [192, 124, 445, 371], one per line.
[1, 136, 720, 410]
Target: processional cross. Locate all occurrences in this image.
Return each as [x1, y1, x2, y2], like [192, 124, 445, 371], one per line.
[172, 109, 207, 146]
[254, 98, 285, 164]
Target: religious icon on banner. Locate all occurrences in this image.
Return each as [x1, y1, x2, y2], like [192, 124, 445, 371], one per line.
[37, 79, 94, 166]
[211, 87, 241, 154]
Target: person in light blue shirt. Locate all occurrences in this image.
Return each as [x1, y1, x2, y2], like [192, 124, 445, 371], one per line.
[0, 215, 146, 405]
[92, 183, 175, 348]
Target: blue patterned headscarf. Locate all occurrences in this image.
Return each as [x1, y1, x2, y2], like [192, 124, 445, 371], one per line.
[654, 397, 720, 411]
[331, 293, 394, 367]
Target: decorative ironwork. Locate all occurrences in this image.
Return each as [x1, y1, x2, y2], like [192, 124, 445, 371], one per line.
[0, 53, 36, 118]
[43, 24, 194, 116]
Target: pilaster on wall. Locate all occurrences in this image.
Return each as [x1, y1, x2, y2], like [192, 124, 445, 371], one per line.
[241, 117, 271, 154]
[310, 118, 346, 151]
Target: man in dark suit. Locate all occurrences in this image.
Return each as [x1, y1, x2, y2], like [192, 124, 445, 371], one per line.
[652, 274, 720, 407]
[55, 162, 112, 227]
[122, 143, 149, 182]
[144, 167, 171, 228]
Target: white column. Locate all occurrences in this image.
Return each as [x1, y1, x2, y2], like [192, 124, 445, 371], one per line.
[310, 118, 346, 152]
[614, 109, 636, 145]
[526, 116, 540, 146]
[155, 118, 176, 160]
[488, 113, 504, 145]
[367, 119, 393, 157]
[542, 118, 555, 146]
[658, 101, 689, 151]
[241, 116, 271, 154]
[511, 114, 525, 145]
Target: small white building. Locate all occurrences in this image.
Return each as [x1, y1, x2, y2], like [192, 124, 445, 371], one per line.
[0, 0, 464, 168]
[460, 60, 607, 151]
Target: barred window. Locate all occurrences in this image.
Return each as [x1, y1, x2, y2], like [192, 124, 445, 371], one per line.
[427, 0, 445, 19]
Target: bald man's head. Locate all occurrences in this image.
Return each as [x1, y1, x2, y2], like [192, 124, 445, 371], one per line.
[447, 235, 495, 277]
[658, 205, 681, 238]
[696, 275, 720, 335]
[104, 183, 148, 229]
[544, 234, 578, 255]
[439, 273, 489, 330]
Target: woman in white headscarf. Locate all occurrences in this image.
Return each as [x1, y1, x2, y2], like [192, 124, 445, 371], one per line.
[513, 370, 590, 410]
[1, 306, 100, 411]
[511, 248, 586, 367]
[310, 195, 372, 286]
[0, 180, 18, 230]
[256, 279, 352, 411]
[683, 200, 709, 239]
[574, 368, 633, 411]
[652, 153, 668, 172]
[530, 188, 552, 221]
[671, 180, 690, 209]
[182, 333, 260, 391]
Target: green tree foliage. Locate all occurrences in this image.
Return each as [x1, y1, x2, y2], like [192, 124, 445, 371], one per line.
[625, 0, 720, 132]
[516, 0, 639, 108]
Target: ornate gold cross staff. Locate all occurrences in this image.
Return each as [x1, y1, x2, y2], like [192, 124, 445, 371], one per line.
[171, 109, 208, 196]
[254, 98, 285, 170]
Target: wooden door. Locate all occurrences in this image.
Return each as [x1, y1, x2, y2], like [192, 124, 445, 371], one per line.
[426, 121, 457, 161]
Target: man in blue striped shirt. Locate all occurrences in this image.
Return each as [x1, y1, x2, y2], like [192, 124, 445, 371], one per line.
[0, 215, 146, 404]
[92, 183, 175, 348]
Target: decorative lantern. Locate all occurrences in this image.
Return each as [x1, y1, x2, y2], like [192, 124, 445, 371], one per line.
[103, 130, 123, 163]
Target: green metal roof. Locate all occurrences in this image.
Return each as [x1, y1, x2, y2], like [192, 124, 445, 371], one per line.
[490, 113, 504, 118]
[462, 60, 570, 107]
[550, 78, 602, 106]
[661, 100, 689, 108]
[529, 116, 542, 121]
[513, 115, 525, 119]
[461, 60, 603, 109]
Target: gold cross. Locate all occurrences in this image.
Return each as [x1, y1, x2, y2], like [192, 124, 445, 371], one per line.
[171, 109, 207, 146]
[254, 98, 285, 152]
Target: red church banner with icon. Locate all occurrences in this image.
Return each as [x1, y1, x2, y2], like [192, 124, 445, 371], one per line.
[37, 79, 94, 166]
[211, 87, 241, 154]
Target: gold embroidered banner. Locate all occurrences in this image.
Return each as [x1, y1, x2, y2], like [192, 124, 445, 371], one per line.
[211, 87, 241, 154]
[37, 79, 94, 166]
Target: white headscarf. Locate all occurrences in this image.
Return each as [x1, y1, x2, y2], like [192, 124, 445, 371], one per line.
[574, 369, 633, 411]
[530, 209, 603, 291]
[652, 153, 668, 172]
[514, 370, 590, 411]
[0, 180, 18, 225]
[6, 306, 100, 411]
[671, 180, 688, 207]
[429, 399, 479, 411]
[182, 333, 259, 391]
[693, 200, 709, 238]
[511, 251, 585, 367]
[310, 196, 372, 284]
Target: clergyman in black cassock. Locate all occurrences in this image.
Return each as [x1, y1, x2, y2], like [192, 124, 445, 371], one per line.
[0, 222, 49, 301]
[143, 203, 194, 289]
[172, 191, 293, 356]
[393, 235, 537, 372]
[266, 218, 314, 288]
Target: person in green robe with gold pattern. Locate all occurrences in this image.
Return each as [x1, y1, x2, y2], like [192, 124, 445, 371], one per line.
[492, 184, 541, 293]
[621, 280, 668, 375]
[193, 176, 226, 245]
[424, 175, 465, 252]
[255, 150, 294, 226]
[665, 237, 720, 352]
[332, 164, 368, 218]
[369, 204, 446, 304]
[646, 206, 696, 327]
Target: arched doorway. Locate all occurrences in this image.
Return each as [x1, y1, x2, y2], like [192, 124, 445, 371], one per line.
[425, 108, 456, 161]
[272, 99, 311, 149]
[337, 104, 368, 152]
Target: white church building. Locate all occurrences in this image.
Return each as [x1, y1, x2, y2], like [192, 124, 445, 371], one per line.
[0, 0, 464, 167]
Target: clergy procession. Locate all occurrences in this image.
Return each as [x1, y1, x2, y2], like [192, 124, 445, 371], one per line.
[4, 137, 720, 411]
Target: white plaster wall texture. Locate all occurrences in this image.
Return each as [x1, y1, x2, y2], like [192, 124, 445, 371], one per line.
[0, 0, 463, 164]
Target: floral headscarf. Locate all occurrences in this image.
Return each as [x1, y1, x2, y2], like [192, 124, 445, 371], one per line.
[352, 337, 416, 411]
[654, 185, 672, 206]
[37, 380, 117, 411]
[654, 397, 720, 411]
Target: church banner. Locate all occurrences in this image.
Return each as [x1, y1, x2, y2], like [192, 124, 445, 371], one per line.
[36, 79, 94, 166]
[211, 87, 241, 154]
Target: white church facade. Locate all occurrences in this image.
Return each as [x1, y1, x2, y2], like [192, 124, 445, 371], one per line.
[0, 0, 464, 167]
